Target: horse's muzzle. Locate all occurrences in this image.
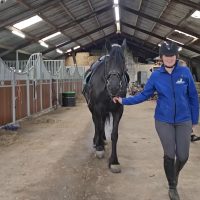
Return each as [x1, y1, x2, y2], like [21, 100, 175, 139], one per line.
[106, 72, 122, 97]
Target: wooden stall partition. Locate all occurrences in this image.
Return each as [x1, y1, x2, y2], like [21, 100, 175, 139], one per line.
[52, 80, 57, 106]
[42, 80, 50, 109]
[15, 80, 27, 120]
[29, 81, 41, 115]
[0, 81, 12, 126]
[29, 81, 34, 115]
[36, 82, 41, 113]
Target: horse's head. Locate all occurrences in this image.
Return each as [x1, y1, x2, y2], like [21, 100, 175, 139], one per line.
[105, 39, 127, 97]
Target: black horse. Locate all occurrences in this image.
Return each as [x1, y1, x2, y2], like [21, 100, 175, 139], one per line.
[83, 39, 129, 173]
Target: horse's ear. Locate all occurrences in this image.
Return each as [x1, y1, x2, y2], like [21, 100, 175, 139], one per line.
[105, 40, 112, 53]
[121, 39, 127, 52]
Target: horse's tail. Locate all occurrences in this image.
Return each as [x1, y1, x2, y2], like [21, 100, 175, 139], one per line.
[105, 112, 113, 135]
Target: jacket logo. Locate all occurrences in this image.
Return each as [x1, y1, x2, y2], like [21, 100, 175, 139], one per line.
[176, 78, 185, 84]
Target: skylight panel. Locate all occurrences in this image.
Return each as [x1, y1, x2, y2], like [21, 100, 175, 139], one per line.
[166, 38, 184, 45]
[12, 30, 26, 38]
[191, 10, 200, 19]
[42, 32, 61, 41]
[39, 40, 49, 48]
[174, 30, 198, 40]
[13, 15, 43, 30]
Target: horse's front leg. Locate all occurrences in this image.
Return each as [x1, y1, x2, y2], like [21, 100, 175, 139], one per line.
[109, 105, 123, 173]
[92, 113, 105, 158]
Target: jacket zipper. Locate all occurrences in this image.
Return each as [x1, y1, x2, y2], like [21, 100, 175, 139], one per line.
[170, 74, 176, 123]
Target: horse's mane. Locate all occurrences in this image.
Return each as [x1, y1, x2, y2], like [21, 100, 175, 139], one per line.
[109, 45, 125, 67]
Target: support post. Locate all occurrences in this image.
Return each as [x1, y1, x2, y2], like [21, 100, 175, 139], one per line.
[12, 69, 16, 124]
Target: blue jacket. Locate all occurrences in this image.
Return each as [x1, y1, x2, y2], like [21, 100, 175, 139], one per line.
[122, 63, 199, 124]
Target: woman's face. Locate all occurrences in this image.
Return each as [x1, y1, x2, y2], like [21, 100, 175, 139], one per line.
[162, 55, 176, 67]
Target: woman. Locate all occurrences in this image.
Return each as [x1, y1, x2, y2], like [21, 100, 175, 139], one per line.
[113, 41, 199, 200]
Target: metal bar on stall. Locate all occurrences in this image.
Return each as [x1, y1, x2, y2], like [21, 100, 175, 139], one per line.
[26, 72, 30, 116]
[12, 69, 16, 124]
[50, 78, 52, 108]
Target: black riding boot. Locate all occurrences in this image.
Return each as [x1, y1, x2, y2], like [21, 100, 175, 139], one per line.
[175, 159, 187, 187]
[164, 155, 180, 200]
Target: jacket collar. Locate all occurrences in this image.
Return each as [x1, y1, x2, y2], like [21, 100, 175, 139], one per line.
[159, 60, 179, 73]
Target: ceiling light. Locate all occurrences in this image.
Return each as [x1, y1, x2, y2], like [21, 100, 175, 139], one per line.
[116, 22, 121, 32]
[13, 15, 42, 30]
[12, 30, 26, 38]
[66, 49, 72, 53]
[114, 6, 120, 21]
[56, 49, 63, 54]
[113, 0, 119, 5]
[174, 30, 198, 39]
[166, 38, 184, 45]
[39, 40, 49, 48]
[158, 43, 161, 47]
[178, 47, 183, 52]
[74, 46, 80, 50]
[191, 10, 200, 19]
[42, 32, 61, 41]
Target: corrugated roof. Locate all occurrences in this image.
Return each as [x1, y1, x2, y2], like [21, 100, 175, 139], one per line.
[0, 0, 200, 61]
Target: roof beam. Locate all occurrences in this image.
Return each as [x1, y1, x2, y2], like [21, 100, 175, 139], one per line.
[59, 0, 95, 44]
[87, 0, 106, 37]
[132, 0, 143, 36]
[121, 21, 200, 55]
[0, 4, 113, 57]
[121, 33, 158, 54]
[56, 33, 155, 60]
[120, 3, 200, 39]
[144, 0, 172, 43]
[122, 32, 192, 60]
[55, 32, 116, 59]
[42, 21, 115, 55]
[172, 0, 200, 11]
[0, 44, 13, 50]
[157, 9, 196, 47]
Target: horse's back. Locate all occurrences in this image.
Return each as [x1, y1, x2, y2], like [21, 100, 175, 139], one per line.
[82, 55, 108, 103]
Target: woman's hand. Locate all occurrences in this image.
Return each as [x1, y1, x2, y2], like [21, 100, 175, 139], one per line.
[113, 97, 122, 104]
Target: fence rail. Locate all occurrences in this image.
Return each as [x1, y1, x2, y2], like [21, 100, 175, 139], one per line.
[0, 53, 84, 126]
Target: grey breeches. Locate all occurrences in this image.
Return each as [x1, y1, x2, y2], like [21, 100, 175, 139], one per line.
[155, 120, 192, 161]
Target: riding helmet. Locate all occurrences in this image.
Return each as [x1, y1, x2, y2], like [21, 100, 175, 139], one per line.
[159, 41, 178, 57]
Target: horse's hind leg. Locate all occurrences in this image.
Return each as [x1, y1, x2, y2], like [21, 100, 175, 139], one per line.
[109, 106, 123, 173]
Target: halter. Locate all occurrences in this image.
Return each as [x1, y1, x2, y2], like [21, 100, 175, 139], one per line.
[112, 44, 121, 47]
[104, 47, 125, 98]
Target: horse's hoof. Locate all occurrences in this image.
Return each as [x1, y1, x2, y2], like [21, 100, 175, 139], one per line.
[110, 164, 121, 173]
[95, 150, 105, 159]
[104, 140, 108, 145]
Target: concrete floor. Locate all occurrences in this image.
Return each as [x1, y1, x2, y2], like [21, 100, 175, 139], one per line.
[0, 101, 199, 200]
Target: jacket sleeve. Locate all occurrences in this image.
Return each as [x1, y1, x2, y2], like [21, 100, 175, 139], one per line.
[187, 68, 199, 124]
[122, 74, 156, 105]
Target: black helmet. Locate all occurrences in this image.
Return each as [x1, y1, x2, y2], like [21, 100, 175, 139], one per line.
[159, 41, 178, 57]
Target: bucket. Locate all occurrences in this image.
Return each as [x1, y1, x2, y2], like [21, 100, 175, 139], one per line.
[62, 91, 76, 107]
